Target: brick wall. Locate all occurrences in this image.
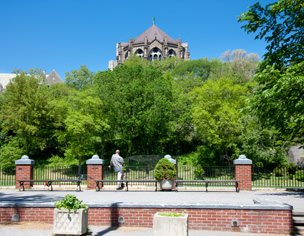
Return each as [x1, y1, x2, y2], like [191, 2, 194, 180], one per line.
[0, 206, 293, 234]
[87, 165, 103, 189]
[235, 164, 252, 191]
[15, 165, 33, 189]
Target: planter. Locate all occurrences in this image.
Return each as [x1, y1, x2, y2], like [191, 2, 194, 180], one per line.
[53, 208, 88, 235]
[160, 179, 175, 190]
[153, 212, 188, 236]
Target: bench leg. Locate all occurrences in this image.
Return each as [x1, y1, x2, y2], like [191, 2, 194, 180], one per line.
[236, 182, 239, 192]
[19, 181, 24, 191]
[96, 182, 100, 191]
[126, 181, 129, 191]
[205, 182, 208, 192]
[77, 181, 81, 191]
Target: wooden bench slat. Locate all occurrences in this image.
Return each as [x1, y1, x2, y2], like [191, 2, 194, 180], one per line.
[95, 180, 158, 191]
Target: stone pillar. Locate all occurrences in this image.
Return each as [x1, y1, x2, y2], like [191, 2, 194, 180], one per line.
[86, 154, 104, 190]
[234, 154, 252, 191]
[15, 155, 34, 189]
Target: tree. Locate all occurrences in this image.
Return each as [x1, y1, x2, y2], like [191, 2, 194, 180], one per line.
[239, 0, 304, 143]
[239, 0, 304, 69]
[94, 57, 173, 156]
[0, 73, 61, 160]
[190, 77, 250, 165]
[55, 89, 110, 165]
[251, 62, 304, 142]
[221, 49, 259, 82]
[65, 65, 94, 90]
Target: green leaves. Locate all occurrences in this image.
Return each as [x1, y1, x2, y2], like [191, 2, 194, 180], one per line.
[55, 194, 87, 211]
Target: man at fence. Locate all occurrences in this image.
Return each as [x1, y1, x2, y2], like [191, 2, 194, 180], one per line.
[109, 150, 125, 190]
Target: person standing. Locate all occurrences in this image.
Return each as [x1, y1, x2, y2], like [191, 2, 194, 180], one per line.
[109, 149, 124, 190]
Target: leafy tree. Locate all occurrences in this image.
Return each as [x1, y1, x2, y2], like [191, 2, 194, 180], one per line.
[190, 77, 250, 165]
[65, 65, 94, 90]
[250, 62, 304, 142]
[94, 57, 173, 156]
[54, 89, 110, 165]
[239, 0, 304, 69]
[0, 73, 61, 158]
[221, 49, 259, 82]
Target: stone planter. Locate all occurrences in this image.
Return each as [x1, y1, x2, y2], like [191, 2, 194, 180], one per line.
[53, 208, 88, 235]
[160, 179, 175, 190]
[153, 212, 188, 236]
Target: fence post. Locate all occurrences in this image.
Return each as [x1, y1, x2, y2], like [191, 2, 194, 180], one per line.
[86, 154, 104, 190]
[233, 154, 252, 191]
[15, 155, 34, 189]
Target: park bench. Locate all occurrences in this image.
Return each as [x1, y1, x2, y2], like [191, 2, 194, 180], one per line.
[18, 179, 82, 191]
[95, 179, 158, 191]
[175, 179, 240, 192]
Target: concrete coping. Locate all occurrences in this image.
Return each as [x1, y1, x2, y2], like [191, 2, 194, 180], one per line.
[0, 201, 292, 211]
[86, 154, 104, 165]
[233, 154, 252, 165]
[15, 155, 35, 165]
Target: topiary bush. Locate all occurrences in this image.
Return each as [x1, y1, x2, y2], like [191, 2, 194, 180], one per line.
[154, 158, 177, 181]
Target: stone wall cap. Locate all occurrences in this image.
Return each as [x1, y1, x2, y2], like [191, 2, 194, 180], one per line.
[86, 154, 104, 165]
[233, 154, 252, 165]
[15, 155, 35, 165]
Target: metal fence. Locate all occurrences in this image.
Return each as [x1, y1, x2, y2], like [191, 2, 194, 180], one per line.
[252, 166, 304, 188]
[0, 166, 15, 186]
[33, 165, 87, 186]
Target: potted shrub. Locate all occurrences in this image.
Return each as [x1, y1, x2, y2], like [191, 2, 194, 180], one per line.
[53, 194, 88, 235]
[154, 158, 177, 190]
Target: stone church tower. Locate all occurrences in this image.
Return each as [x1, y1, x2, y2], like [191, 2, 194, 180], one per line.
[109, 22, 190, 69]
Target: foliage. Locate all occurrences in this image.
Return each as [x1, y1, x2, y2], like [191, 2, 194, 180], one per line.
[55, 194, 87, 211]
[191, 77, 249, 165]
[154, 158, 177, 181]
[0, 73, 60, 157]
[65, 65, 94, 90]
[94, 57, 173, 155]
[295, 170, 304, 182]
[239, 0, 304, 68]
[0, 138, 24, 174]
[158, 212, 185, 217]
[250, 62, 304, 142]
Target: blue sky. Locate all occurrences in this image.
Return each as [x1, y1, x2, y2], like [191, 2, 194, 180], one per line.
[0, 0, 273, 79]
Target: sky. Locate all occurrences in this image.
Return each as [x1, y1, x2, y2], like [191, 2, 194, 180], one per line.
[0, 0, 274, 79]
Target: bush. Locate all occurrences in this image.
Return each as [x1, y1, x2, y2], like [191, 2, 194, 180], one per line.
[273, 167, 286, 177]
[295, 170, 304, 182]
[154, 158, 177, 181]
[55, 194, 87, 212]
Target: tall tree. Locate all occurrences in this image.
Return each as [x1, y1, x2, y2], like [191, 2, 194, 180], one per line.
[94, 57, 173, 156]
[65, 65, 94, 90]
[239, 0, 304, 69]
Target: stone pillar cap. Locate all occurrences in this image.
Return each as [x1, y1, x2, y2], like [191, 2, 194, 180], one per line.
[233, 154, 252, 165]
[15, 155, 35, 165]
[86, 154, 104, 165]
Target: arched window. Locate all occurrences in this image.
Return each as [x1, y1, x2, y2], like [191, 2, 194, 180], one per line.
[168, 49, 176, 57]
[125, 52, 129, 60]
[135, 49, 144, 58]
[148, 47, 162, 61]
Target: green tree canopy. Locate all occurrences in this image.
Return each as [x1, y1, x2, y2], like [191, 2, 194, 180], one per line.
[239, 0, 304, 69]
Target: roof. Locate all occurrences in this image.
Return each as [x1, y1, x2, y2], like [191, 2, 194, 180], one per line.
[0, 73, 16, 89]
[134, 24, 177, 44]
[45, 70, 62, 84]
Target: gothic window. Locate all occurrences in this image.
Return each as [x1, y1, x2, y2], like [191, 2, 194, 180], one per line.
[135, 49, 144, 58]
[168, 49, 176, 57]
[148, 47, 162, 61]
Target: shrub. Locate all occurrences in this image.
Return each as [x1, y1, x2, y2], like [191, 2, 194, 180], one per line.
[154, 158, 177, 181]
[295, 170, 304, 182]
[55, 194, 87, 212]
[273, 167, 286, 177]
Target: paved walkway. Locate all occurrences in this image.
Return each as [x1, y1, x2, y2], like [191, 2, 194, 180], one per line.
[0, 187, 303, 235]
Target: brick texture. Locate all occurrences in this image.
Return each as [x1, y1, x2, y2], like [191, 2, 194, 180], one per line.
[235, 164, 252, 191]
[15, 165, 33, 189]
[87, 165, 103, 189]
[0, 206, 293, 234]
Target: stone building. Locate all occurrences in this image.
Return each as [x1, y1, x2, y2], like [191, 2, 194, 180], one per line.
[0, 69, 62, 92]
[109, 23, 190, 69]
